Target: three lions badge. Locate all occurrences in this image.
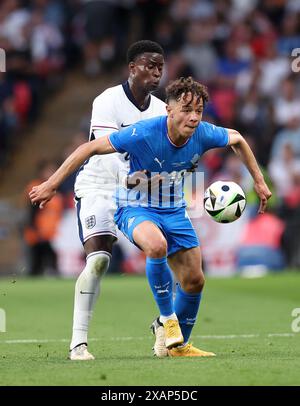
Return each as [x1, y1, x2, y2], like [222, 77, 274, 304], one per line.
[85, 215, 96, 229]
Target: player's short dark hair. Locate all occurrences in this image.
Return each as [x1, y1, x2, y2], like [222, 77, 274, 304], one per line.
[166, 77, 209, 106]
[127, 40, 164, 64]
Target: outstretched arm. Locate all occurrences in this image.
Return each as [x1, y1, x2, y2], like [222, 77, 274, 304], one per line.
[29, 136, 115, 208]
[228, 129, 272, 214]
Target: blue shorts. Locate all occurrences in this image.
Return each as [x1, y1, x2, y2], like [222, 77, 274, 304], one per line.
[114, 206, 199, 256]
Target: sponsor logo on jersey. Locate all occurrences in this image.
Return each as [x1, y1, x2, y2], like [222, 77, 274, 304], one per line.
[157, 289, 169, 294]
[85, 215, 96, 229]
[154, 157, 165, 168]
[155, 281, 170, 294]
[127, 217, 136, 228]
[190, 154, 200, 165]
[131, 128, 138, 136]
[172, 161, 186, 167]
[121, 123, 132, 128]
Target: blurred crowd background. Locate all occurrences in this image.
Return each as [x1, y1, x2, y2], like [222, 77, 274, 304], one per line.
[0, 0, 300, 277]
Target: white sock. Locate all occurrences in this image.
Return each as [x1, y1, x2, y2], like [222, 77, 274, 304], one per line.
[70, 251, 110, 350]
[159, 313, 178, 324]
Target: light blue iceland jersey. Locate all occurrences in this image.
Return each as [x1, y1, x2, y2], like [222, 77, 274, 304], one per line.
[109, 116, 228, 209]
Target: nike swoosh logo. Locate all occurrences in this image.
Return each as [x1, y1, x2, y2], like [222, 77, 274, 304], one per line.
[121, 123, 132, 128]
[80, 291, 95, 295]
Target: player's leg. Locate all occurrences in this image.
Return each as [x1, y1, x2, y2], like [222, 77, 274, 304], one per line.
[132, 221, 184, 349]
[155, 208, 214, 357]
[70, 235, 115, 356]
[167, 247, 215, 357]
[168, 246, 204, 342]
[69, 195, 116, 360]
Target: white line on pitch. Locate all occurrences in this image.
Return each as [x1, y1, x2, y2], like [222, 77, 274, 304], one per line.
[0, 333, 296, 344]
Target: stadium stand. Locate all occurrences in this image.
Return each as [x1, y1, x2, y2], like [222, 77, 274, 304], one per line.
[1, 0, 300, 275]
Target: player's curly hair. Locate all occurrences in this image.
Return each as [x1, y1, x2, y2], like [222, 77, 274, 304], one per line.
[166, 77, 209, 106]
[127, 40, 164, 64]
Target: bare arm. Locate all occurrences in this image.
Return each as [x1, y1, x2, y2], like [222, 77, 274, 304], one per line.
[228, 129, 272, 213]
[29, 136, 115, 208]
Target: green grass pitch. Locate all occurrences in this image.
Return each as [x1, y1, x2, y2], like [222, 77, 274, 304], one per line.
[0, 273, 300, 386]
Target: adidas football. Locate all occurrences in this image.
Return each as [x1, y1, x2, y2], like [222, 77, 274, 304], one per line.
[204, 181, 246, 223]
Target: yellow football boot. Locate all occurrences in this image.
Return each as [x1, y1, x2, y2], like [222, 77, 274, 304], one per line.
[163, 319, 184, 349]
[168, 343, 216, 357]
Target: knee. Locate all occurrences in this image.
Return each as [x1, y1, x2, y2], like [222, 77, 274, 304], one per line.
[181, 272, 205, 293]
[88, 253, 110, 277]
[145, 238, 167, 258]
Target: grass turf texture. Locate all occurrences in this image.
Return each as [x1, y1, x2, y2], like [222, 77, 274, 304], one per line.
[0, 273, 299, 386]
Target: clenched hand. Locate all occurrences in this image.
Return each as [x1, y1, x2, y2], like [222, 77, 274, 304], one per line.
[29, 181, 56, 209]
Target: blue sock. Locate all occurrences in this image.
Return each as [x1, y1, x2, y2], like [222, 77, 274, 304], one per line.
[145, 257, 174, 317]
[174, 283, 202, 343]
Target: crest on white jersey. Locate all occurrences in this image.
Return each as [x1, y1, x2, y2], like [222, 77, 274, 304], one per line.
[85, 215, 96, 229]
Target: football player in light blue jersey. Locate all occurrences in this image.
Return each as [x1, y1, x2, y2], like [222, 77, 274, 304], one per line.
[29, 77, 272, 357]
[110, 106, 228, 211]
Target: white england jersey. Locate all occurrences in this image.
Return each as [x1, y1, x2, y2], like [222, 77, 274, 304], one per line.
[75, 82, 166, 198]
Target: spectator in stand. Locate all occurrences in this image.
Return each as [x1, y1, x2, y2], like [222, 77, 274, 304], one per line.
[284, 172, 300, 211]
[79, 0, 118, 77]
[163, 50, 195, 84]
[0, 72, 19, 168]
[211, 39, 250, 127]
[273, 76, 300, 128]
[250, 9, 277, 60]
[237, 211, 286, 273]
[269, 142, 300, 200]
[210, 153, 253, 194]
[217, 39, 250, 89]
[29, 9, 65, 77]
[0, 0, 31, 52]
[258, 41, 290, 98]
[281, 172, 300, 268]
[153, 15, 183, 56]
[31, 0, 67, 31]
[237, 86, 272, 137]
[270, 117, 300, 161]
[181, 17, 218, 84]
[277, 12, 300, 57]
[1, 0, 300, 278]
[0, 0, 71, 166]
[24, 160, 64, 276]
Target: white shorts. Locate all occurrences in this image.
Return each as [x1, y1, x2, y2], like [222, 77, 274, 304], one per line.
[75, 193, 117, 244]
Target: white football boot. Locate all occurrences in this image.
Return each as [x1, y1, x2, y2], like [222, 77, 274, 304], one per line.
[69, 343, 95, 361]
[151, 318, 168, 358]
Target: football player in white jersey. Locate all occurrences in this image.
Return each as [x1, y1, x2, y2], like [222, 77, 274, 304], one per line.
[69, 40, 166, 360]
